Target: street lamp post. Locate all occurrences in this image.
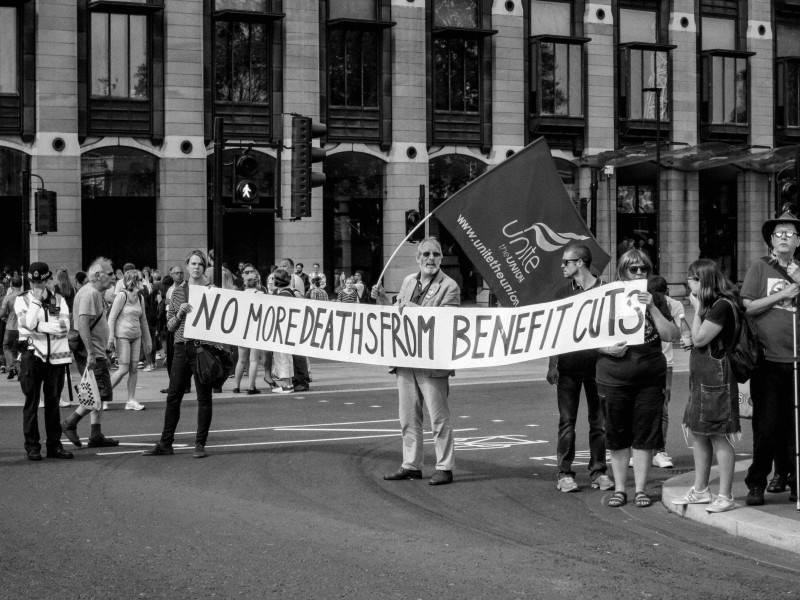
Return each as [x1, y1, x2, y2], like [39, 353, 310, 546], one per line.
[643, 86, 662, 268]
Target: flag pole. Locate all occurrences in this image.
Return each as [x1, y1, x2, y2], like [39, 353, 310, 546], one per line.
[376, 210, 437, 287]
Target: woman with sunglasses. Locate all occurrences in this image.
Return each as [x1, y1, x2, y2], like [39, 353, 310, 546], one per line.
[599, 249, 677, 508]
[371, 237, 461, 485]
[672, 259, 741, 513]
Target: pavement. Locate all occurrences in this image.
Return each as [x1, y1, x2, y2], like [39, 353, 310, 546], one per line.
[3, 327, 800, 555]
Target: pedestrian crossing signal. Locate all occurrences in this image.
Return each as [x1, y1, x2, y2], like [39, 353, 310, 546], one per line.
[233, 153, 260, 204]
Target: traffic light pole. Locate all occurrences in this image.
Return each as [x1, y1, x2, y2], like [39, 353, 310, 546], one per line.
[213, 117, 224, 286]
[20, 170, 30, 272]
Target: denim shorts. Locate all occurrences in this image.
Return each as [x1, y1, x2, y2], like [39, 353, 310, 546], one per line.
[599, 382, 665, 451]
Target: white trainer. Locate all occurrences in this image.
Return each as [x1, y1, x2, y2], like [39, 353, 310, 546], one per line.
[652, 451, 674, 468]
[125, 399, 146, 411]
[705, 494, 736, 513]
[672, 486, 712, 505]
[557, 475, 579, 493]
[591, 474, 614, 490]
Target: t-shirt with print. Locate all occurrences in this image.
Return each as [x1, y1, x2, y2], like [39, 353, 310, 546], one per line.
[596, 310, 666, 387]
[74, 284, 110, 358]
[740, 257, 799, 362]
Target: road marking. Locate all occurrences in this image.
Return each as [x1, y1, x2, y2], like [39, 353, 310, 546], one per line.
[454, 435, 548, 450]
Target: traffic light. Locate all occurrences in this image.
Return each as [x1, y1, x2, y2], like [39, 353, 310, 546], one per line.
[34, 190, 57, 233]
[233, 152, 260, 204]
[405, 209, 424, 242]
[291, 116, 326, 218]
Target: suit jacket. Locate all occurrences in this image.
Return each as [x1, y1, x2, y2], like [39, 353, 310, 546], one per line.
[395, 269, 460, 378]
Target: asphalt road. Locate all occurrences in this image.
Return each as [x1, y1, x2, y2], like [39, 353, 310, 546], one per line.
[2, 374, 800, 600]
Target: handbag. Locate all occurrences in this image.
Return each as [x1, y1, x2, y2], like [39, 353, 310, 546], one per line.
[194, 341, 232, 388]
[68, 313, 104, 357]
[77, 367, 102, 411]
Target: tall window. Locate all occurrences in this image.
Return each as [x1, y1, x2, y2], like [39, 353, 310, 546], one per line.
[324, 0, 392, 144]
[91, 12, 148, 99]
[699, 4, 752, 136]
[214, 21, 268, 103]
[776, 20, 800, 136]
[0, 6, 17, 94]
[430, 0, 495, 147]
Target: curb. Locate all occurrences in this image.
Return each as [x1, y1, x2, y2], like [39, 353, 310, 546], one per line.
[662, 461, 800, 555]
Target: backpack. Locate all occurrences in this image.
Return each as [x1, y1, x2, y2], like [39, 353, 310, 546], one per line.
[720, 297, 762, 384]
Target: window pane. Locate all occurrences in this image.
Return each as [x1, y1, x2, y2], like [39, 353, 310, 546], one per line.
[568, 44, 581, 115]
[712, 55, 723, 122]
[250, 23, 267, 102]
[735, 57, 747, 123]
[789, 63, 800, 127]
[629, 50, 642, 119]
[617, 186, 635, 213]
[231, 22, 250, 102]
[449, 39, 465, 110]
[215, 0, 267, 11]
[215, 21, 231, 101]
[724, 56, 735, 122]
[529, 0, 571, 37]
[109, 14, 129, 97]
[638, 187, 654, 213]
[702, 17, 735, 50]
[345, 30, 363, 106]
[540, 42, 555, 114]
[0, 7, 17, 94]
[619, 9, 656, 44]
[329, 29, 346, 105]
[362, 30, 378, 107]
[777, 23, 800, 58]
[553, 42, 568, 115]
[129, 15, 148, 99]
[91, 13, 110, 96]
[434, 0, 479, 28]
[655, 51, 668, 121]
[330, 0, 376, 20]
[434, 38, 449, 110]
[464, 39, 479, 111]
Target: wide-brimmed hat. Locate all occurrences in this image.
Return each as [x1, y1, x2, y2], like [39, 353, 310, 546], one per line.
[762, 211, 800, 246]
[27, 262, 52, 283]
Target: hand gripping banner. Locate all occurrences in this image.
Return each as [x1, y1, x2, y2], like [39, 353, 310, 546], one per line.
[184, 281, 647, 370]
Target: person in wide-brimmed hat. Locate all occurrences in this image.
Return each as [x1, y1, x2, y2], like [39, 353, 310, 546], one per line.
[740, 211, 800, 507]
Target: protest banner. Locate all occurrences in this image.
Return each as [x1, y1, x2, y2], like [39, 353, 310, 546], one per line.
[435, 138, 611, 307]
[184, 280, 647, 370]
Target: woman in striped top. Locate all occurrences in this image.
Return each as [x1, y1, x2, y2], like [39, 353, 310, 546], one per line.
[142, 249, 215, 459]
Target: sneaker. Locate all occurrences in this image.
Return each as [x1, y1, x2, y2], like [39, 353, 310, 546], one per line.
[155, 351, 164, 360]
[193, 444, 207, 459]
[142, 443, 174, 456]
[705, 494, 736, 513]
[746, 487, 765, 506]
[0, 365, 5, 373]
[143, 364, 155, 372]
[272, 385, 294, 394]
[87, 436, 119, 448]
[59, 398, 71, 407]
[652, 451, 673, 468]
[7, 368, 17, 380]
[767, 474, 788, 494]
[101, 401, 110, 411]
[137, 361, 145, 369]
[125, 399, 146, 411]
[628, 456, 634, 468]
[557, 475, 579, 493]
[591, 474, 614, 491]
[672, 486, 712, 505]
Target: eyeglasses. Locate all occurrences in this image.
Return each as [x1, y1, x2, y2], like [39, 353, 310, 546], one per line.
[773, 230, 799, 239]
[560, 259, 580, 267]
[626, 265, 649, 275]
[421, 251, 442, 258]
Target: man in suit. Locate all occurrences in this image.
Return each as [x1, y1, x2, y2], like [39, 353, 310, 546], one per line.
[372, 237, 460, 485]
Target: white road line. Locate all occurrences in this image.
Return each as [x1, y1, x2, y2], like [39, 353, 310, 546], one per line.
[96, 428, 480, 456]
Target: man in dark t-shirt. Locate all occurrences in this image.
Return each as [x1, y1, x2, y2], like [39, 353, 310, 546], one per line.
[546, 244, 612, 493]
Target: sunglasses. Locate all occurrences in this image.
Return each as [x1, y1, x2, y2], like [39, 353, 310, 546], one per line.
[626, 265, 649, 275]
[421, 251, 442, 258]
[560, 259, 580, 267]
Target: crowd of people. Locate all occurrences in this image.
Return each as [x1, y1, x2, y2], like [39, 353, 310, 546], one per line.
[6, 211, 800, 505]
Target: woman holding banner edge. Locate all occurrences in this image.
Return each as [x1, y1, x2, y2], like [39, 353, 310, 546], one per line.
[372, 236, 461, 486]
[599, 249, 678, 508]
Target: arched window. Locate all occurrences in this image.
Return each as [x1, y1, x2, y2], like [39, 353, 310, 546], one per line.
[0, 146, 30, 271]
[81, 146, 158, 198]
[323, 152, 385, 290]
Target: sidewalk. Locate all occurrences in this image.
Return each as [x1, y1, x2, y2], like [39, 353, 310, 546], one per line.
[662, 462, 800, 555]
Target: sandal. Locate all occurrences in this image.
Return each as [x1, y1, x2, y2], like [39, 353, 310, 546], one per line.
[607, 491, 627, 507]
[263, 375, 279, 389]
[634, 491, 652, 508]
